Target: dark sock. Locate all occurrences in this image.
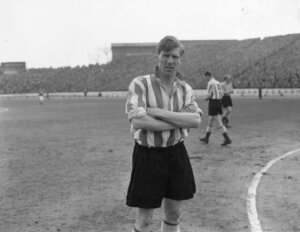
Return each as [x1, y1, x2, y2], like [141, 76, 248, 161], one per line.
[205, 132, 211, 141]
[222, 132, 231, 141]
[133, 226, 141, 232]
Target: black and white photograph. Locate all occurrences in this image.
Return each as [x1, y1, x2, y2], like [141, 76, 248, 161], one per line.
[0, 0, 300, 231]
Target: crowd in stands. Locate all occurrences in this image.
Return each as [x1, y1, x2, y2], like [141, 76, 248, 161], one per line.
[1, 34, 300, 94]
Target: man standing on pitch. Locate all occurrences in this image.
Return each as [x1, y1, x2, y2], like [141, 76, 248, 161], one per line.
[39, 89, 44, 105]
[200, 71, 232, 146]
[125, 36, 203, 232]
[221, 74, 234, 128]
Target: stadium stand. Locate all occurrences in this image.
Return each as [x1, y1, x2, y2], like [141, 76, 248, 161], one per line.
[0, 34, 300, 94]
[0, 62, 26, 75]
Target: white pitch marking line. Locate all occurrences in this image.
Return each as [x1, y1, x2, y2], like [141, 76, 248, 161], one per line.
[247, 148, 300, 232]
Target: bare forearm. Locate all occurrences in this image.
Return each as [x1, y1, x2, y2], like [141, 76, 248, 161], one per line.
[205, 94, 211, 100]
[152, 111, 201, 128]
[131, 115, 177, 131]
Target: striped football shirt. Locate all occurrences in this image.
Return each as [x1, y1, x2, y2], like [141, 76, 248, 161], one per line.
[125, 73, 202, 147]
[207, 78, 223, 100]
[222, 81, 233, 96]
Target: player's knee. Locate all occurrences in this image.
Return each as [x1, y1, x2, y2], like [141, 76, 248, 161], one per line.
[208, 120, 214, 127]
[137, 214, 152, 228]
[217, 125, 223, 130]
[165, 210, 181, 224]
[216, 121, 223, 128]
[141, 219, 151, 228]
[220, 125, 227, 133]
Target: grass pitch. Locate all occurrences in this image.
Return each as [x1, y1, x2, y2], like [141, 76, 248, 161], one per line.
[0, 97, 299, 232]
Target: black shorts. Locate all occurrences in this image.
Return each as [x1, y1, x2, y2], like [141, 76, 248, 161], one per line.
[126, 142, 196, 209]
[222, 95, 233, 108]
[208, 99, 223, 116]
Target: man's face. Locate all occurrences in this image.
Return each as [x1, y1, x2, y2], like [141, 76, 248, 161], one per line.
[157, 48, 181, 78]
[204, 74, 211, 82]
[225, 78, 231, 83]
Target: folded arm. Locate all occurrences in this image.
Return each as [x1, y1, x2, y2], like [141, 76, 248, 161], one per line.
[126, 79, 202, 131]
[128, 106, 201, 131]
[131, 115, 178, 131]
[147, 108, 201, 129]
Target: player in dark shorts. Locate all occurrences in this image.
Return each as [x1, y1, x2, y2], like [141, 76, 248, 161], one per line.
[200, 71, 232, 146]
[125, 36, 203, 232]
[222, 75, 234, 127]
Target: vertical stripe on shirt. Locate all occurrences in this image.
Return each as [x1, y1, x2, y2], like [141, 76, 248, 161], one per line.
[135, 83, 145, 108]
[181, 83, 187, 106]
[126, 91, 133, 113]
[139, 130, 148, 147]
[150, 75, 164, 108]
[150, 75, 164, 147]
[141, 77, 149, 107]
[208, 78, 222, 99]
[166, 91, 179, 146]
[222, 82, 233, 95]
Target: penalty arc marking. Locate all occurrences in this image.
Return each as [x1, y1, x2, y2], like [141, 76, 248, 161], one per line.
[247, 148, 300, 232]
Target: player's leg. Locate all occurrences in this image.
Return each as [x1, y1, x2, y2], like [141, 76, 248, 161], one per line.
[162, 142, 195, 231]
[222, 106, 231, 125]
[200, 116, 213, 143]
[223, 96, 233, 127]
[200, 101, 213, 143]
[161, 198, 182, 232]
[215, 115, 231, 146]
[216, 115, 226, 133]
[127, 144, 166, 231]
[222, 107, 228, 123]
[221, 96, 233, 126]
[221, 96, 227, 123]
[133, 208, 154, 232]
[225, 106, 232, 128]
[222, 108, 229, 127]
[226, 106, 232, 124]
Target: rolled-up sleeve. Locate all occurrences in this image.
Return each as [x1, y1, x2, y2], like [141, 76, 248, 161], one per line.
[125, 78, 147, 121]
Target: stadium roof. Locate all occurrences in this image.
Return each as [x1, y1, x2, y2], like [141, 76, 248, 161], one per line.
[111, 39, 238, 48]
[111, 43, 156, 47]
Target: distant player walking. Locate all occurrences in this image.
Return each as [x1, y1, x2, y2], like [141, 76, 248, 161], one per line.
[39, 89, 44, 105]
[200, 71, 232, 146]
[221, 74, 234, 127]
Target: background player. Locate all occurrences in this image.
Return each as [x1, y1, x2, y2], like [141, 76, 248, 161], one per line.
[39, 89, 44, 105]
[221, 74, 234, 127]
[200, 71, 232, 146]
